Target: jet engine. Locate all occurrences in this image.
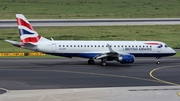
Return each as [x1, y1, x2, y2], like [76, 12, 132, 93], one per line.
[117, 54, 135, 63]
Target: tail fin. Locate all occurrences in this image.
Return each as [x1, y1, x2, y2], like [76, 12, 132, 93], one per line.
[16, 14, 49, 45]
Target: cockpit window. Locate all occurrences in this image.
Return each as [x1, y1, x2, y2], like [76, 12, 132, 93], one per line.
[164, 45, 168, 47]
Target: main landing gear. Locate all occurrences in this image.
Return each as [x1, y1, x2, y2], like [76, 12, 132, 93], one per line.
[88, 59, 107, 66]
[100, 61, 107, 66]
[88, 59, 95, 65]
[156, 57, 161, 65]
[100, 58, 107, 66]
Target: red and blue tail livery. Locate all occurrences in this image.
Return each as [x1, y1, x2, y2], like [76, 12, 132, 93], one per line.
[16, 14, 41, 45]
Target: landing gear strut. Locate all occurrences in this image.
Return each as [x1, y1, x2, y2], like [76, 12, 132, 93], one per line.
[100, 61, 107, 66]
[100, 58, 107, 66]
[88, 59, 95, 65]
[156, 57, 161, 65]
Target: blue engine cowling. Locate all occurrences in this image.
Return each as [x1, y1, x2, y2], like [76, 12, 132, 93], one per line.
[118, 54, 135, 63]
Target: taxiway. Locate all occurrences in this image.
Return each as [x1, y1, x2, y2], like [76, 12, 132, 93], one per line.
[0, 57, 179, 90]
[0, 57, 180, 101]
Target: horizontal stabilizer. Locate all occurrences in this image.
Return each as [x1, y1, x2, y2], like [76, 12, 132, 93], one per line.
[5, 40, 21, 47]
[5, 40, 37, 47]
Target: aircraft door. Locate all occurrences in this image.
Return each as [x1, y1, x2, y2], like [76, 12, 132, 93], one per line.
[157, 45, 161, 52]
[157, 48, 161, 52]
[52, 43, 56, 52]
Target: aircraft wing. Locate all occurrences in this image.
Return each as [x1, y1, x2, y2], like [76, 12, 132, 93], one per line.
[93, 51, 128, 59]
[94, 53, 108, 59]
[93, 44, 129, 60]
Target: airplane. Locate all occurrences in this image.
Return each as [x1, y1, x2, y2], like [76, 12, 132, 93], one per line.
[5, 14, 176, 66]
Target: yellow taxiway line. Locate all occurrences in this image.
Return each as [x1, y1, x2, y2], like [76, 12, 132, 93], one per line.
[150, 65, 180, 86]
[178, 92, 180, 96]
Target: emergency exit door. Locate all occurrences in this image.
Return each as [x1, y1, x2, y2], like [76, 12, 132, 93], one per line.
[52, 43, 56, 52]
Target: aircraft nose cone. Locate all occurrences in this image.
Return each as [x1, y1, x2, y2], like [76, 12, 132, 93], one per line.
[172, 49, 176, 55]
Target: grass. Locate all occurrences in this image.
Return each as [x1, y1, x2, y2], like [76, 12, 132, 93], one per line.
[174, 51, 180, 57]
[1, 25, 180, 52]
[0, 0, 180, 19]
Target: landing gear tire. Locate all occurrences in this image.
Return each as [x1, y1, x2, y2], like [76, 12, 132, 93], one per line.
[156, 57, 161, 65]
[156, 61, 160, 65]
[100, 61, 107, 66]
[88, 59, 95, 65]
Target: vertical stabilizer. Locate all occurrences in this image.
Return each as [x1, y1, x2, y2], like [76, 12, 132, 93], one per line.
[16, 14, 49, 45]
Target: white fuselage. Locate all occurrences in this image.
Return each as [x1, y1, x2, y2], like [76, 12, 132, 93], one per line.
[25, 40, 176, 58]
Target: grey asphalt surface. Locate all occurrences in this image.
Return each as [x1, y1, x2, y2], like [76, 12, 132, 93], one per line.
[0, 57, 179, 91]
[1, 18, 180, 28]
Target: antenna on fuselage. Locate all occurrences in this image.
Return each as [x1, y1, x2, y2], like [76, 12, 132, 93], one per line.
[51, 38, 54, 41]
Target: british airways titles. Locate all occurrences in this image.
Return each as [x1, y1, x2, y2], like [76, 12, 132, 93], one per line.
[125, 47, 152, 51]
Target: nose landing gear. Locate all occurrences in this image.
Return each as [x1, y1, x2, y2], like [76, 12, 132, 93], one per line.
[156, 57, 161, 65]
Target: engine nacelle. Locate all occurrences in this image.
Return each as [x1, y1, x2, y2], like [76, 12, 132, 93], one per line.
[117, 54, 135, 63]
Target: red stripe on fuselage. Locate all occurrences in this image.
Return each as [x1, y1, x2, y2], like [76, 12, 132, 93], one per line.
[144, 43, 160, 45]
[16, 18, 34, 31]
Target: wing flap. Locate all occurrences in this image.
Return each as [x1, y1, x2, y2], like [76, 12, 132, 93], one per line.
[94, 54, 108, 59]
